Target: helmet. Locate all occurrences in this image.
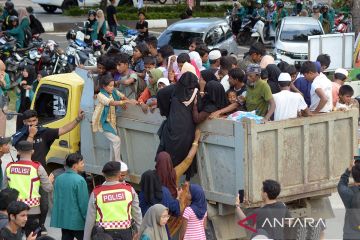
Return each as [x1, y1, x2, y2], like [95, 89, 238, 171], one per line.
[276, 1, 284, 8]
[105, 31, 115, 41]
[312, 4, 320, 10]
[267, 1, 274, 8]
[26, 6, 34, 14]
[321, 4, 329, 11]
[120, 45, 133, 57]
[46, 40, 57, 51]
[8, 15, 18, 24]
[66, 29, 77, 41]
[88, 10, 96, 17]
[5, 1, 14, 11]
[92, 40, 102, 51]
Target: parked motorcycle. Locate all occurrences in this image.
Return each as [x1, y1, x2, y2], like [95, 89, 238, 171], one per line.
[39, 40, 71, 75]
[334, 13, 352, 33]
[236, 15, 258, 45]
[251, 18, 273, 45]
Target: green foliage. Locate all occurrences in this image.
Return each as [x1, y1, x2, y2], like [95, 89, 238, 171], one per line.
[64, 4, 231, 19]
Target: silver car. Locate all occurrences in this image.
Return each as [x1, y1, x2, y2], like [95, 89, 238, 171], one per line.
[157, 17, 240, 55]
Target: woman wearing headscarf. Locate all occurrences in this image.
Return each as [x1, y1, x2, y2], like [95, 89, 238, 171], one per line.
[139, 170, 180, 239]
[139, 204, 169, 240]
[96, 9, 106, 42]
[156, 72, 199, 181]
[193, 80, 228, 124]
[0, 60, 10, 136]
[137, 68, 163, 112]
[16, 65, 36, 130]
[199, 69, 218, 97]
[266, 64, 281, 94]
[5, 8, 30, 48]
[179, 184, 207, 240]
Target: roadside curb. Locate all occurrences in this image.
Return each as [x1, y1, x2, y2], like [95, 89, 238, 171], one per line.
[44, 19, 179, 32]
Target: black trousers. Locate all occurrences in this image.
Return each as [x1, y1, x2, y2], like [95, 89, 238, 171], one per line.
[39, 187, 49, 226]
[61, 229, 84, 240]
[23, 214, 40, 237]
[105, 228, 133, 240]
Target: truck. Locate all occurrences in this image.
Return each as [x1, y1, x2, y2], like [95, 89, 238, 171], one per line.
[30, 68, 358, 239]
[31, 0, 121, 13]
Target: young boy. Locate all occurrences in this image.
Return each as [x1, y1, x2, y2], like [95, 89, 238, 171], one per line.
[335, 85, 359, 111]
[143, 56, 156, 86]
[0, 136, 11, 189]
[332, 68, 348, 107]
[136, 12, 148, 42]
[115, 53, 138, 99]
[228, 68, 246, 96]
[226, 89, 237, 104]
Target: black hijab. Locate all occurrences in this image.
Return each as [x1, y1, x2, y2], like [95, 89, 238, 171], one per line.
[174, 72, 199, 102]
[200, 69, 218, 83]
[157, 84, 175, 117]
[266, 64, 281, 94]
[202, 81, 228, 113]
[140, 170, 163, 205]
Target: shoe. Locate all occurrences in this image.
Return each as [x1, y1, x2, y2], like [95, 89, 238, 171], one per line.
[40, 225, 48, 236]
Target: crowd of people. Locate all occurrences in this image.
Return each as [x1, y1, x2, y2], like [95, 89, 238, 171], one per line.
[0, 0, 359, 240]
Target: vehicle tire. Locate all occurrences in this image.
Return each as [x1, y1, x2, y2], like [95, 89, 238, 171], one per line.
[306, 224, 322, 240]
[40, 4, 58, 13]
[61, 0, 78, 11]
[205, 219, 216, 240]
[158, 0, 167, 4]
[237, 31, 252, 45]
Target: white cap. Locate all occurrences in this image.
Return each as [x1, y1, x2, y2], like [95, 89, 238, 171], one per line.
[208, 50, 221, 60]
[157, 78, 170, 87]
[278, 72, 292, 82]
[120, 161, 128, 172]
[335, 68, 349, 77]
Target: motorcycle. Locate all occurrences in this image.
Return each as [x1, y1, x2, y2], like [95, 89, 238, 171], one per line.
[334, 13, 352, 33]
[251, 18, 274, 45]
[236, 15, 258, 45]
[39, 40, 71, 75]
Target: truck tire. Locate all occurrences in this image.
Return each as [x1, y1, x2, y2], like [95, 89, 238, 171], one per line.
[205, 219, 216, 240]
[40, 4, 58, 13]
[306, 224, 321, 240]
[61, 0, 78, 11]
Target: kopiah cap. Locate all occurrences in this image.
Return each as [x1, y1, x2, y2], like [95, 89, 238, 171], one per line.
[246, 64, 261, 75]
[0, 137, 11, 146]
[335, 68, 349, 78]
[278, 72, 292, 82]
[208, 50, 221, 61]
[15, 141, 33, 152]
[121, 161, 128, 172]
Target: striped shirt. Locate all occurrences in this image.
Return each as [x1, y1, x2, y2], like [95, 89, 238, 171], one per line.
[183, 207, 207, 240]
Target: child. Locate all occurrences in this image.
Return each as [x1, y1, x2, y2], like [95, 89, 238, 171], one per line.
[168, 53, 189, 83]
[136, 12, 149, 42]
[143, 56, 156, 86]
[180, 184, 207, 240]
[85, 10, 98, 42]
[227, 89, 237, 104]
[335, 85, 359, 111]
[188, 37, 204, 52]
[92, 73, 135, 162]
[115, 53, 138, 99]
[332, 68, 348, 107]
[137, 68, 164, 112]
[228, 68, 246, 96]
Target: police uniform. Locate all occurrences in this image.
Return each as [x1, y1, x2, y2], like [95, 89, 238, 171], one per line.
[83, 162, 142, 240]
[3, 141, 53, 236]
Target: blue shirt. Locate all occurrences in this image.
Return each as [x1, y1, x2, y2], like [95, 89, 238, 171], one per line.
[294, 77, 311, 107]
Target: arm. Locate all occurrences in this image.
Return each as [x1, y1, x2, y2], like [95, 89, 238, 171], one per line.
[76, 179, 89, 221]
[58, 110, 84, 136]
[337, 166, 354, 209]
[119, 77, 135, 86]
[83, 193, 96, 240]
[300, 108, 312, 117]
[192, 103, 210, 124]
[209, 102, 239, 119]
[264, 98, 275, 121]
[179, 218, 188, 240]
[313, 88, 328, 113]
[37, 166, 53, 192]
[2, 170, 8, 189]
[175, 129, 201, 184]
[131, 188, 142, 231]
[164, 187, 180, 216]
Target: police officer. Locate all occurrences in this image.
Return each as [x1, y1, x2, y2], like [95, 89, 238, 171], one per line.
[3, 140, 53, 237]
[83, 161, 142, 240]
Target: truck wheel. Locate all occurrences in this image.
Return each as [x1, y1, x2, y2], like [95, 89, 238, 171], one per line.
[40, 4, 57, 13]
[61, 0, 78, 11]
[306, 224, 322, 240]
[205, 219, 216, 240]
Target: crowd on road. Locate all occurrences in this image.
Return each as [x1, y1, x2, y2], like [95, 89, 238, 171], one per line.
[0, 0, 359, 239]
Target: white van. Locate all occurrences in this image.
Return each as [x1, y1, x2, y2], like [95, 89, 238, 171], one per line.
[274, 16, 324, 65]
[32, 0, 120, 13]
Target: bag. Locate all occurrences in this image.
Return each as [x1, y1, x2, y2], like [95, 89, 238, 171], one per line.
[349, 187, 360, 231]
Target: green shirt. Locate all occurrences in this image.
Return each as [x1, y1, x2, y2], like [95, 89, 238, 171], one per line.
[246, 79, 273, 117]
[0, 73, 10, 96]
[7, 18, 30, 48]
[50, 168, 89, 231]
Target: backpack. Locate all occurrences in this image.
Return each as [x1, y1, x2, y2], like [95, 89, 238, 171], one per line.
[349, 187, 360, 232]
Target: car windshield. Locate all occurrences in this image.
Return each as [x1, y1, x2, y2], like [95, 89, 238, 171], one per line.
[280, 24, 323, 42]
[158, 30, 203, 50]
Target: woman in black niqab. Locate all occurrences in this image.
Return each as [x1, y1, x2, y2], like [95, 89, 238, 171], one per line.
[266, 64, 281, 94]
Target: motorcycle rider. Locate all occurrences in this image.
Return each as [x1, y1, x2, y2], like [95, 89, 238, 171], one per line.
[1, 1, 18, 31]
[265, 1, 275, 39]
[321, 4, 335, 33]
[311, 4, 323, 24]
[252, 0, 265, 19]
[272, 1, 288, 31]
[85, 10, 98, 43]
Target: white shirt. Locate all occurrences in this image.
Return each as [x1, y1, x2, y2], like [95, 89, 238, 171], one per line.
[220, 75, 230, 92]
[273, 90, 308, 121]
[309, 73, 333, 112]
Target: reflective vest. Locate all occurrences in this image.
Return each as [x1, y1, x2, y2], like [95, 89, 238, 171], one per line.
[93, 183, 133, 230]
[6, 160, 41, 208]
